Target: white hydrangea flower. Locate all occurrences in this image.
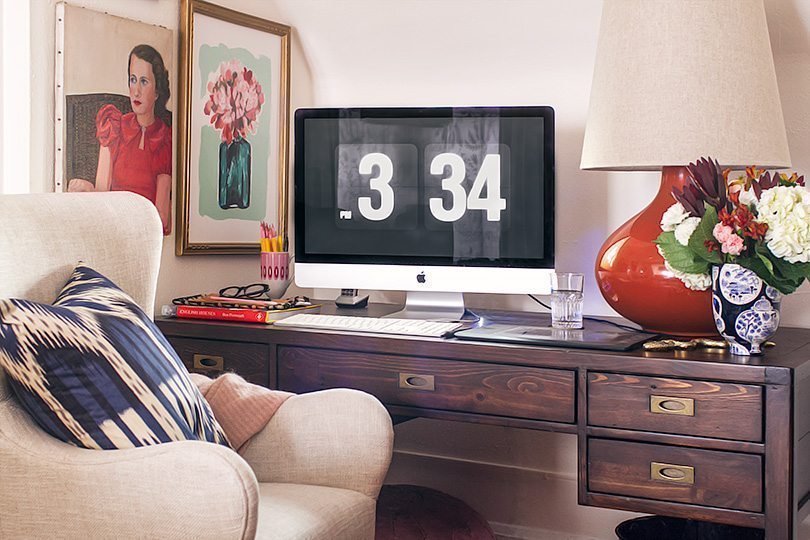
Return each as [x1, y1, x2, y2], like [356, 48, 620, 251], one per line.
[679, 270, 712, 290]
[660, 202, 689, 232]
[657, 247, 712, 291]
[665, 260, 711, 290]
[757, 185, 810, 263]
[738, 188, 758, 208]
[674, 216, 701, 246]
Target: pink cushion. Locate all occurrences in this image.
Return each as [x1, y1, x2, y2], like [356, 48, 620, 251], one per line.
[190, 372, 292, 451]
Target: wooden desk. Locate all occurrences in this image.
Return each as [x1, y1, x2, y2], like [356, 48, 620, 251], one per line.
[156, 304, 810, 539]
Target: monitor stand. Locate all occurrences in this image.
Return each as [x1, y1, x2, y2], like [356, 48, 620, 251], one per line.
[384, 291, 466, 321]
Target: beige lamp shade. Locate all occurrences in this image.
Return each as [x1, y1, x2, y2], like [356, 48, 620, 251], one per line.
[580, 0, 791, 171]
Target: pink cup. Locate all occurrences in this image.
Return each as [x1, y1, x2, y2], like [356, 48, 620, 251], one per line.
[260, 252, 290, 298]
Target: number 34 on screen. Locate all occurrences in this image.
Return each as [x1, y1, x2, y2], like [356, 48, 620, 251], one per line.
[355, 151, 507, 223]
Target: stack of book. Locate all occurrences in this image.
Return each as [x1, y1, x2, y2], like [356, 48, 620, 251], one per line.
[173, 295, 319, 324]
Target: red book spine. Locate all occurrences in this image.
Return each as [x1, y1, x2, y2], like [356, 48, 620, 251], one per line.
[175, 305, 268, 324]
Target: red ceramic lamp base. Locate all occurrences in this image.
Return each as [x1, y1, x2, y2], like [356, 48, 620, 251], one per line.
[595, 166, 717, 337]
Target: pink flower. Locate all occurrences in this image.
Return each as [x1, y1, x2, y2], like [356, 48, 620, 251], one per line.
[721, 234, 745, 256]
[713, 223, 734, 243]
[203, 60, 265, 144]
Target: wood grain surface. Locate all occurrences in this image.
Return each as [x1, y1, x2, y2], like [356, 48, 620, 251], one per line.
[166, 336, 270, 386]
[588, 372, 763, 441]
[588, 438, 762, 512]
[278, 346, 576, 423]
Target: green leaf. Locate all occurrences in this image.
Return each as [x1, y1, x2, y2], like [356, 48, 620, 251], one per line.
[757, 251, 774, 275]
[655, 231, 710, 274]
[687, 206, 722, 264]
[737, 257, 795, 294]
[739, 250, 800, 295]
[757, 246, 809, 292]
[768, 250, 810, 282]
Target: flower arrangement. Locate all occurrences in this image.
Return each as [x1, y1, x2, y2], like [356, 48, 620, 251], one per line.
[655, 157, 810, 294]
[203, 60, 265, 145]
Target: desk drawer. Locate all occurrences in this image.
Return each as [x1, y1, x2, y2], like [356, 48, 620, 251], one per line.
[166, 337, 270, 386]
[278, 347, 575, 423]
[588, 373, 762, 442]
[588, 439, 762, 512]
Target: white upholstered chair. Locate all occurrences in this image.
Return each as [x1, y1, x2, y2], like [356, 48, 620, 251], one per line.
[0, 192, 394, 539]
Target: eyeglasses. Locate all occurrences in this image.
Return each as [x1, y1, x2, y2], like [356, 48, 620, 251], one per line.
[172, 288, 311, 310]
[218, 283, 273, 299]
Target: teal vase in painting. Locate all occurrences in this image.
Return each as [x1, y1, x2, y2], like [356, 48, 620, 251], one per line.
[218, 137, 251, 209]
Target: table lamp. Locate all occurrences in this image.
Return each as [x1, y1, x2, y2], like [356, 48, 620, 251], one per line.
[580, 0, 791, 336]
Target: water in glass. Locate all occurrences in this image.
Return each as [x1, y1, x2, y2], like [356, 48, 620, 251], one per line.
[551, 272, 584, 329]
[551, 289, 584, 329]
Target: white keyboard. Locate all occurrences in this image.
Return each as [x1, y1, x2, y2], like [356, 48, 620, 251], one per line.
[274, 313, 462, 337]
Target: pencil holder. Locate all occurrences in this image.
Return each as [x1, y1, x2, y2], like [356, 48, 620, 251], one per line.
[260, 251, 290, 299]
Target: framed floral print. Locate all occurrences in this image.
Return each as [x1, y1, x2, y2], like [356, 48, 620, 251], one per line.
[176, 0, 290, 255]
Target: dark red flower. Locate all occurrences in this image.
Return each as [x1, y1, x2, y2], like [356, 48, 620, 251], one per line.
[751, 171, 779, 199]
[718, 208, 735, 227]
[685, 157, 729, 211]
[728, 189, 740, 205]
[733, 205, 755, 230]
[745, 166, 764, 182]
[742, 221, 769, 240]
[672, 183, 706, 217]
[780, 172, 805, 187]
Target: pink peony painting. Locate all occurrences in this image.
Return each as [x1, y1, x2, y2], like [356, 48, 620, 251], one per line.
[203, 60, 265, 145]
[176, 0, 290, 255]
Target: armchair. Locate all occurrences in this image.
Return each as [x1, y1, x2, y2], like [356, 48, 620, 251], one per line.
[0, 192, 394, 539]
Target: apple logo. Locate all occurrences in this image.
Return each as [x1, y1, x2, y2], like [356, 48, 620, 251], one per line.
[416, 271, 426, 284]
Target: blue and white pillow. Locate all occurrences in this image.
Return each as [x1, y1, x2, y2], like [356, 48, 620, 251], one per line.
[0, 265, 229, 449]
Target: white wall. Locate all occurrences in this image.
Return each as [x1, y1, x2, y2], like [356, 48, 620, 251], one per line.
[0, 1, 4, 193]
[1, 0, 30, 194]
[25, 1, 810, 538]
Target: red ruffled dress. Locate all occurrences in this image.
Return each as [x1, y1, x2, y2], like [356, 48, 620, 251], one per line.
[95, 104, 172, 207]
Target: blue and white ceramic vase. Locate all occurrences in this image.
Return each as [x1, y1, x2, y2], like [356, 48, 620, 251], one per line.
[712, 263, 781, 355]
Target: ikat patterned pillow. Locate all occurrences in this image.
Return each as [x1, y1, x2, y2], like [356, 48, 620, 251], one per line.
[0, 265, 229, 449]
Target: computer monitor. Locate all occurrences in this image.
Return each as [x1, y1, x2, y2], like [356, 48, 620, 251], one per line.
[294, 106, 555, 319]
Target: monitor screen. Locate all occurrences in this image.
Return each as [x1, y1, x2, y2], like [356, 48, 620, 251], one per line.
[294, 106, 555, 295]
[295, 107, 554, 268]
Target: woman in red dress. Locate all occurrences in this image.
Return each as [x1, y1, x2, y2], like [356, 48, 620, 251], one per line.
[69, 45, 172, 235]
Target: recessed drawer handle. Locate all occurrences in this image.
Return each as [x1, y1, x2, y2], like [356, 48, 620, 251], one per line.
[650, 395, 694, 416]
[193, 354, 224, 371]
[399, 373, 435, 391]
[651, 462, 695, 485]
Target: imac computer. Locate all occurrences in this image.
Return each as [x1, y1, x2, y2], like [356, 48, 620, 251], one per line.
[293, 106, 555, 320]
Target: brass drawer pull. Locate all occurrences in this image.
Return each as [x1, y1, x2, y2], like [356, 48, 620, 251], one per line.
[650, 395, 694, 416]
[193, 354, 224, 371]
[651, 462, 695, 485]
[399, 373, 435, 391]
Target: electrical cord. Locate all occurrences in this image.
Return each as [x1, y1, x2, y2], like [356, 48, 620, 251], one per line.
[527, 294, 644, 333]
[527, 294, 552, 311]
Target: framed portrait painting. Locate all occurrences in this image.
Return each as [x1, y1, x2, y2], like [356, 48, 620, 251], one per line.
[177, 0, 291, 255]
[56, 3, 175, 236]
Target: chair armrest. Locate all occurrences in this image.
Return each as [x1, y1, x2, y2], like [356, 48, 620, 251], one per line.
[0, 399, 258, 540]
[240, 388, 394, 499]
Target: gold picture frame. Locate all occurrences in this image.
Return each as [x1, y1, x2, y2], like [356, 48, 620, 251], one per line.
[176, 0, 290, 255]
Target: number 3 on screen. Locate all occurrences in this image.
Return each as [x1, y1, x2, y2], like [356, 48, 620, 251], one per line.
[430, 153, 506, 222]
[357, 153, 395, 221]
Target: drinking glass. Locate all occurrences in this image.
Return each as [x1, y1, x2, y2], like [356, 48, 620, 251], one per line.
[551, 272, 584, 329]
